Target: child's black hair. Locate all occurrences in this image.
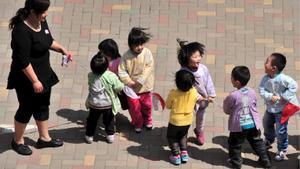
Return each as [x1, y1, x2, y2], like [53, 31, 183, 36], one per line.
[128, 27, 151, 48]
[98, 39, 121, 59]
[90, 52, 109, 75]
[231, 66, 250, 86]
[177, 38, 205, 67]
[270, 53, 287, 72]
[175, 70, 195, 92]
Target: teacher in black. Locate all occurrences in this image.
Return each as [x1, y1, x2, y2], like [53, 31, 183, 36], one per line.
[7, 0, 71, 155]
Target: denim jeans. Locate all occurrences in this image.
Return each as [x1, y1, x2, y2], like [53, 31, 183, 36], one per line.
[263, 111, 288, 151]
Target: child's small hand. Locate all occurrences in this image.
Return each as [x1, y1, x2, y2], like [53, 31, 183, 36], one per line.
[271, 95, 280, 104]
[208, 96, 214, 103]
[197, 94, 204, 102]
[127, 81, 135, 88]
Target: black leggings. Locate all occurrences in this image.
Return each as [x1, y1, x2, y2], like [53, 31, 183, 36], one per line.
[14, 87, 51, 123]
[85, 108, 115, 136]
[167, 123, 190, 156]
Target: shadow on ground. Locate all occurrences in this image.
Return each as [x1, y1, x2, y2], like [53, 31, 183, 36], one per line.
[211, 135, 299, 169]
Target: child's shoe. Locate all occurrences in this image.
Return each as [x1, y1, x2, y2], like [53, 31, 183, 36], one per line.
[134, 128, 142, 133]
[169, 154, 181, 165]
[106, 134, 115, 144]
[194, 129, 205, 145]
[180, 151, 189, 163]
[84, 135, 93, 144]
[274, 150, 287, 161]
[227, 158, 241, 169]
[258, 156, 272, 168]
[145, 124, 153, 130]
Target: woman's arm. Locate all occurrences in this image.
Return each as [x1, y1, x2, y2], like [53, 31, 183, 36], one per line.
[50, 40, 70, 56]
[22, 64, 43, 93]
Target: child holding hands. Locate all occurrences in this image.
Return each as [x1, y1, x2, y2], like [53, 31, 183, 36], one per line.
[85, 52, 124, 144]
[166, 70, 198, 165]
[177, 39, 216, 145]
[118, 27, 154, 133]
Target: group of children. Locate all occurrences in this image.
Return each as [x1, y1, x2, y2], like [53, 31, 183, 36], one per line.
[84, 27, 299, 168]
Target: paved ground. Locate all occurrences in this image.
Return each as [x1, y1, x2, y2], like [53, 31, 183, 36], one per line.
[0, 0, 299, 169]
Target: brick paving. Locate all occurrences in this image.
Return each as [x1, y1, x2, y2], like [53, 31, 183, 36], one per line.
[0, 0, 299, 169]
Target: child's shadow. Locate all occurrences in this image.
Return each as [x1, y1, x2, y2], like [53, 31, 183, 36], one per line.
[55, 108, 90, 143]
[115, 113, 169, 162]
[212, 135, 300, 169]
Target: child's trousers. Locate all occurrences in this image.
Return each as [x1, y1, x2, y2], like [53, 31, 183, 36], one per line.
[127, 92, 152, 128]
[228, 128, 269, 169]
[85, 108, 115, 136]
[263, 111, 288, 151]
[194, 104, 206, 133]
[167, 123, 190, 155]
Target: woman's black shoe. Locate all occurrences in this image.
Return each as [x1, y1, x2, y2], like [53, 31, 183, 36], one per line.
[11, 139, 32, 155]
[36, 138, 63, 149]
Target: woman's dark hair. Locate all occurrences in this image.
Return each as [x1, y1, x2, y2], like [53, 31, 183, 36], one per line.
[231, 66, 250, 86]
[90, 52, 109, 75]
[9, 0, 50, 30]
[98, 39, 121, 59]
[175, 70, 195, 92]
[128, 27, 151, 48]
[270, 53, 286, 72]
[177, 38, 205, 67]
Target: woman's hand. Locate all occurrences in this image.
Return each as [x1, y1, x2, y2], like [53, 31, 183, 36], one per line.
[33, 80, 43, 93]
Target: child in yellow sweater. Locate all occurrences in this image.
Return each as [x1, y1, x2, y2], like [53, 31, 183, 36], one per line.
[166, 70, 198, 165]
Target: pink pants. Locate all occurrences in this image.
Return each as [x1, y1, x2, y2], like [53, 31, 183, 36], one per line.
[127, 92, 153, 128]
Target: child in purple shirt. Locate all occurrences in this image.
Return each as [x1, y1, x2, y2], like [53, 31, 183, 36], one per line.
[177, 39, 216, 145]
[223, 66, 271, 169]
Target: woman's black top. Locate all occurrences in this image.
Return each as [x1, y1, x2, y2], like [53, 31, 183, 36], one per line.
[7, 20, 59, 91]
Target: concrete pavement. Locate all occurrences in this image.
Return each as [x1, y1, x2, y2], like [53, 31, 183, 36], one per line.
[0, 0, 299, 169]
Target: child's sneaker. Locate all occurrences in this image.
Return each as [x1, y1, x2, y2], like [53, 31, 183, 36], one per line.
[169, 154, 181, 165]
[84, 135, 93, 144]
[227, 158, 241, 169]
[194, 129, 205, 145]
[134, 128, 142, 133]
[145, 124, 153, 130]
[180, 151, 189, 163]
[275, 150, 287, 161]
[106, 134, 115, 144]
[258, 156, 272, 168]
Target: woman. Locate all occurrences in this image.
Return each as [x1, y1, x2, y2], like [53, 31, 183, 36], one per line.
[7, 0, 71, 155]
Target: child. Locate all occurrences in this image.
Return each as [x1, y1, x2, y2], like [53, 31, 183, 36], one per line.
[259, 53, 299, 161]
[98, 38, 128, 110]
[177, 39, 216, 145]
[223, 66, 271, 169]
[85, 52, 124, 144]
[166, 70, 198, 165]
[118, 27, 154, 133]
[98, 38, 121, 74]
